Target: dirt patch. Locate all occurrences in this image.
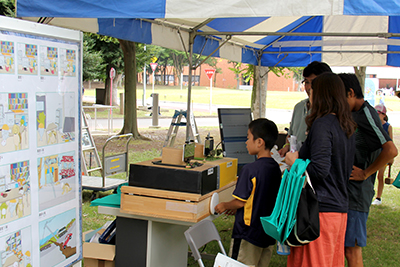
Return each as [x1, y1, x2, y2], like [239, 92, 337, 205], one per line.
[92, 127, 222, 155]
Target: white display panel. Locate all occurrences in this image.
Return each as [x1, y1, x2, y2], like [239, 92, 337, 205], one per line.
[0, 16, 82, 267]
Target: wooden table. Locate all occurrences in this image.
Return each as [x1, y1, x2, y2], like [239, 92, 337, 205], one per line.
[98, 181, 236, 267]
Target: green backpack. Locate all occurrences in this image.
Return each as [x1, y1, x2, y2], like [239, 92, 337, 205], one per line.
[260, 159, 310, 244]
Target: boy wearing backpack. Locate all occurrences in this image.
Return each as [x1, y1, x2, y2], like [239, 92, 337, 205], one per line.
[215, 118, 281, 267]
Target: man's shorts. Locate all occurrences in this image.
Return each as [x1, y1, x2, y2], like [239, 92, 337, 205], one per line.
[345, 209, 368, 247]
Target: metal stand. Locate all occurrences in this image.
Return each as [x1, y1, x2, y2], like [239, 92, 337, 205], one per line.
[163, 110, 201, 147]
[81, 110, 133, 198]
[81, 110, 103, 176]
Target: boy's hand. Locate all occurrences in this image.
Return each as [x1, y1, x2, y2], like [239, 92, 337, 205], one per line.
[214, 203, 226, 214]
[214, 203, 236, 215]
[215, 199, 244, 215]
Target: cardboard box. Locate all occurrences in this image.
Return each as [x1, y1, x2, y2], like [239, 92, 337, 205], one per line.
[120, 181, 236, 222]
[195, 144, 205, 158]
[129, 160, 218, 195]
[161, 147, 184, 165]
[209, 157, 238, 188]
[83, 229, 115, 267]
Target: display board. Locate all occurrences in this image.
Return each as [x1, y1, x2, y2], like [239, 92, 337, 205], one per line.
[0, 16, 82, 267]
[364, 78, 379, 107]
[218, 108, 256, 171]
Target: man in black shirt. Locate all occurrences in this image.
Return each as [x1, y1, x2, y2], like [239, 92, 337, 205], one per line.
[339, 73, 397, 267]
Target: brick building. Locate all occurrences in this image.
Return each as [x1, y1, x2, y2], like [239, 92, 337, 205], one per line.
[138, 58, 302, 92]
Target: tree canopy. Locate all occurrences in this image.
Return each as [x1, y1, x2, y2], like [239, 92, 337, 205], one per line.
[0, 0, 15, 17]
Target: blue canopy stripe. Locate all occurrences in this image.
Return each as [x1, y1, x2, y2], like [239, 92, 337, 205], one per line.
[17, 0, 167, 18]
[343, 0, 400, 15]
[16, 0, 400, 67]
[387, 16, 400, 67]
[99, 19, 153, 44]
[17, 0, 400, 18]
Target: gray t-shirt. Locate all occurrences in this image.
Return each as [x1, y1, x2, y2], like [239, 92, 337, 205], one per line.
[288, 98, 310, 151]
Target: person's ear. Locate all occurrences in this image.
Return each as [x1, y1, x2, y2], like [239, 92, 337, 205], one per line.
[347, 88, 355, 98]
[257, 138, 264, 148]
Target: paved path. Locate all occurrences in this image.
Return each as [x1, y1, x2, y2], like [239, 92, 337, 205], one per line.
[82, 95, 400, 134]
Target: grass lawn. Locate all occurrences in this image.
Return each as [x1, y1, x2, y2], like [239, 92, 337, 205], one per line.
[83, 85, 400, 114]
[82, 87, 400, 266]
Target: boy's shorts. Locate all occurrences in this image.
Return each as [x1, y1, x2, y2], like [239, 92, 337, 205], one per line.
[229, 238, 273, 267]
[345, 209, 368, 247]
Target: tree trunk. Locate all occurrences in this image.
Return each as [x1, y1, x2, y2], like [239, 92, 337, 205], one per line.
[172, 66, 178, 86]
[163, 65, 166, 85]
[118, 39, 141, 138]
[111, 72, 119, 107]
[199, 65, 202, 86]
[251, 66, 268, 119]
[354, 66, 366, 95]
[115, 73, 123, 90]
[104, 66, 110, 105]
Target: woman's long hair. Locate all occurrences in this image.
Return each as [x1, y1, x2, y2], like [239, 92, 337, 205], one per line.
[306, 72, 357, 138]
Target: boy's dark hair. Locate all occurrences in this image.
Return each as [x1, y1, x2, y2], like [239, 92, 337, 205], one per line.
[303, 61, 332, 77]
[338, 73, 364, 99]
[248, 118, 278, 150]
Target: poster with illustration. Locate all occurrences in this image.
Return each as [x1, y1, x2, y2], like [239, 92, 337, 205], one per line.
[0, 93, 29, 154]
[18, 43, 38, 76]
[60, 48, 76, 77]
[36, 92, 75, 147]
[37, 151, 76, 211]
[0, 227, 32, 267]
[39, 209, 77, 267]
[0, 16, 82, 267]
[0, 160, 31, 225]
[40, 46, 58, 76]
[0, 41, 15, 75]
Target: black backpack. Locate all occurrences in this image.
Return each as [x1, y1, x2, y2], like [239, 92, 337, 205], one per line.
[285, 173, 320, 247]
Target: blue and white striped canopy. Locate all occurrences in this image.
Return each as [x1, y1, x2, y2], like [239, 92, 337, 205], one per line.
[16, 0, 400, 67]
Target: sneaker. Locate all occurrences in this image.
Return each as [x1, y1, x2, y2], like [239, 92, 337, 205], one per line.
[372, 199, 382, 205]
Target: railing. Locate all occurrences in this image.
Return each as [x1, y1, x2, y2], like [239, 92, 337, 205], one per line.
[83, 104, 118, 135]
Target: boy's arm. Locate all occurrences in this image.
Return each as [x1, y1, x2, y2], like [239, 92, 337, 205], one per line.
[214, 199, 245, 215]
[350, 140, 398, 181]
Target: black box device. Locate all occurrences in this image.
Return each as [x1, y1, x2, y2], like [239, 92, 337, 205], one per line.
[129, 160, 218, 195]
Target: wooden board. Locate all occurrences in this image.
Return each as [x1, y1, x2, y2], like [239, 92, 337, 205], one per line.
[120, 181, 236, 223]
[161, 147, 184, 165]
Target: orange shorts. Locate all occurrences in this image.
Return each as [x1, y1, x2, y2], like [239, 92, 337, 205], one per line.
[287, 212, 347, 267]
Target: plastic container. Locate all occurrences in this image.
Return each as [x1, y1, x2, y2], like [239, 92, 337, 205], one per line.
[290, 135, 297, 153]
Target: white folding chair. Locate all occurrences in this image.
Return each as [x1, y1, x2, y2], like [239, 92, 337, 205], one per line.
[184, 220, 227, 267]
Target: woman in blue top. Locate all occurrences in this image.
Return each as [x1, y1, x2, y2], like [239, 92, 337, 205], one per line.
[285, 72, 357, 267]
[372, 104, 394, 205]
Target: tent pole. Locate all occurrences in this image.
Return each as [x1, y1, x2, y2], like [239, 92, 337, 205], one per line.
[258, 52, 262, 118]
[186, 35, 194, 142]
